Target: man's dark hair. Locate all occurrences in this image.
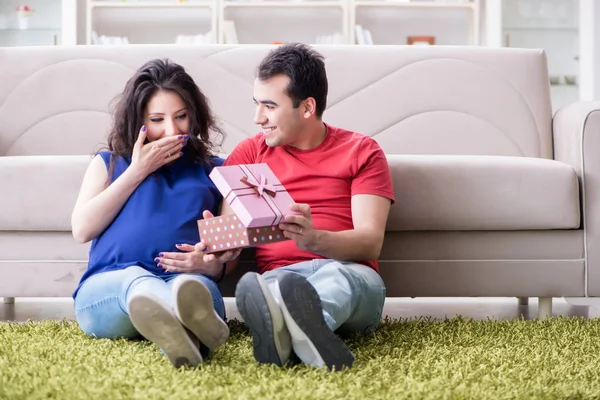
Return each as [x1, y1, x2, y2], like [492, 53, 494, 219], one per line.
[257, 43, 328, 118]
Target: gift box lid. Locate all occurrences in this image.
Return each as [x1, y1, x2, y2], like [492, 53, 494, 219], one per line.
[209, 163, 297, 228]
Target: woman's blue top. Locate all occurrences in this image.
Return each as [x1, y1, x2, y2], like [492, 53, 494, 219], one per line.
[73, 151, 223, 298]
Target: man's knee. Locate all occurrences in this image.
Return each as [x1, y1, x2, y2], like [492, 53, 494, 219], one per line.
[327, 262, 385, 291]
[262, 269, 296, 282]
[312, 262, 354, 287]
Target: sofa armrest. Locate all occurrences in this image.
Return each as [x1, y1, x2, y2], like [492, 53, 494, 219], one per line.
[0, 155, 91, 231]
[553, 101, 600, 296]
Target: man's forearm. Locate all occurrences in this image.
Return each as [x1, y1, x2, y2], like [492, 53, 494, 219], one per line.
[308, 229, 383, 261]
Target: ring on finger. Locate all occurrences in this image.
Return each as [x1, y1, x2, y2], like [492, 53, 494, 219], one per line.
[299, 227, 303, 235]
[167, 151, 171, 157]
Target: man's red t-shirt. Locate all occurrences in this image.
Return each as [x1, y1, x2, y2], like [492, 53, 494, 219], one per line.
[223, 124, 395, 273]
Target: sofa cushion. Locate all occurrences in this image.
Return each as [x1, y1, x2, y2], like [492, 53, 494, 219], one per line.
[0, 154, 580, 232]
[386, 155, 580, 231]
[0, 155, 90, 231]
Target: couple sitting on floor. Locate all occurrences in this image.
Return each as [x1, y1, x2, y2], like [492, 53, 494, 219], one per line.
[71, 43, 394, 371]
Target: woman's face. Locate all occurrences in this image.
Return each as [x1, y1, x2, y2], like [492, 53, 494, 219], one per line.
[144, 90, 190, 142]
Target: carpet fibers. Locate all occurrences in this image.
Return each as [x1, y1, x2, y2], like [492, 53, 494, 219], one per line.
[2, 316, 600, 399]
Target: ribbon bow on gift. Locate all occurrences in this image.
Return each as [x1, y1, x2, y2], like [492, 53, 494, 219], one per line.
[240, 174, 276, 198]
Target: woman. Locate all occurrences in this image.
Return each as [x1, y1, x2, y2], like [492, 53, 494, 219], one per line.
[71, 58, 239, 368]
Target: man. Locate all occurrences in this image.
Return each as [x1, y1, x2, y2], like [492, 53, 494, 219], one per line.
[221, 43, 394, 370]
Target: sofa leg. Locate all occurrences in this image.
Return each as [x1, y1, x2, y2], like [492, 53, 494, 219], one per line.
[3, 297, 15, 304]
[518, 297, 529, 306]
[538, 297, 552, 318]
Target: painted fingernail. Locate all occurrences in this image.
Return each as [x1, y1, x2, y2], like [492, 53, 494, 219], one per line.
[178, 135, 183, 139]
[154, 258, 160, 263]
[159, 253, 164, 257]
[142, 125, 146, 132]
[183, 134, 189, 139]
[179, 152, 183, 157]
[157, 264, 163, 268]
[183, 141, 188, 146]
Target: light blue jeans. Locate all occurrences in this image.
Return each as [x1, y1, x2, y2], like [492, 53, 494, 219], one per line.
[74, 266, 225, 339]
[262, 259, 386, 336]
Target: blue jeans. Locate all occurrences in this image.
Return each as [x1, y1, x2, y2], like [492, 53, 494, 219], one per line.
[74, 266, 225, 339]
[262, 259, 386, 336]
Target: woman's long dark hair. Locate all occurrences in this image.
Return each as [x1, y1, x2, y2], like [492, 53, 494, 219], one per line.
[106, 58, 224, 170]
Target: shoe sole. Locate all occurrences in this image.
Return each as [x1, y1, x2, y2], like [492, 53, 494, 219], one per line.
[278, 273, 355, 371]
[235, 272, 291, 366]
[128, 292, 203, 368]
[173, 276, 230, 350]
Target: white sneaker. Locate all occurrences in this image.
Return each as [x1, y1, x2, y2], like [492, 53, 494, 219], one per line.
[277, 273, 355, 371]
[172, 275, 230, 350]
[235, 272, 292, 366]
[127, 292, 203, 368]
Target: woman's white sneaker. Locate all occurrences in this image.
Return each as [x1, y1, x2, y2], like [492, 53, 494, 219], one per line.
[127, 292, 203, 368]
[172, 275, 230, 350]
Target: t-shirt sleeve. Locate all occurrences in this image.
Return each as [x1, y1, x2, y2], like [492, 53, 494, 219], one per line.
[351, 137, 395, 204]
[223, 137, 258, 166]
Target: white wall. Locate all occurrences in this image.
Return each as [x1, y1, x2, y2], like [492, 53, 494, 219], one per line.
[579, 0, 600, 100]
[597, 1, 600, 100]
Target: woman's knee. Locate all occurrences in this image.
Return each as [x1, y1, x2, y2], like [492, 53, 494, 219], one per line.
[75, 296, 139, 339]
[185, 274, 226, 320]
[78, 267, 153, 302]
[74, 267, 154, 339]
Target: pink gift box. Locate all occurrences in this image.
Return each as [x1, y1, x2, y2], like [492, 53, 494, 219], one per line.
[199, 164, 297, 254]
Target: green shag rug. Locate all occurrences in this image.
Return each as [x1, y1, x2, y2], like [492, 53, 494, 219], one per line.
[2, 316, 600, 399]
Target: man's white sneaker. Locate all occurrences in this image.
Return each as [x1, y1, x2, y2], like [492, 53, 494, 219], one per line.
[235, 272, 292, 366]
[277, 273, 355, 371]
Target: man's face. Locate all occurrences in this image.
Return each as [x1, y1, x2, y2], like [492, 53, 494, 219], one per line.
[253, 75, 304, 148]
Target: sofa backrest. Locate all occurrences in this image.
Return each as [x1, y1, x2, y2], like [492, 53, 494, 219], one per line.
[0, 45, 552, 159]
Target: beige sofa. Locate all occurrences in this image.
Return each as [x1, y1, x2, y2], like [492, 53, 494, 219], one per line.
[1, 44, 599, 319]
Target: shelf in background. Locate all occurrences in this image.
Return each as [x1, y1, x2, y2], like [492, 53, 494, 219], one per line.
[0, 28, 61, 33]
[503, 26, 578, 32]
[550, 84, 579, 88]
[86, 0, 480, 46]
[353, 1, 476, 9]
[222, 1, 344, 7]
[89, 1, 213, 7]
